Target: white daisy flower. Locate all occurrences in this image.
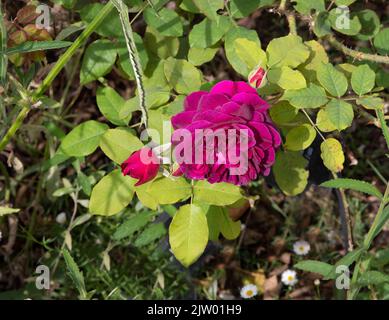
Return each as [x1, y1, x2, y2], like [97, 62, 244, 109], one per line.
[281, 269, 298, 286]
[240, 284, 258, 299]
[293, 240, 310, 256]
[56, 212, 67, 224]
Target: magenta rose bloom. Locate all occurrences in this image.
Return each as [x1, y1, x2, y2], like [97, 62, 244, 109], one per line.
[171, 80, 281, 186]
[121, 147, 160, 186]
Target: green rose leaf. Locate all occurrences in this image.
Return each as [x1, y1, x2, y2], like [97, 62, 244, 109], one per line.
[285, 124, 317, 151]
[351, 64, 376, 96]
[224, 26, 261, 77]
[144, 26, 179, 59]
[188, 46, 218, 66]
[169, 204, 209, 267]
[320, 138, 345, 172]
[164, 57, 202, 95]
[194, 181, 244, 206]
[324, 99, 354, 131]
[355, 9, 380, 41]
[143, 8, 183, 37]
[229, 0, 264, 18]
[192, 0, 224, 21]
[269, 100, 298, 125]
[234, 38, 267, 71]
[60, 120, 109, 157]
[374, 28, 389, 55]
[189, 16, 231, 48]
[206, 206, 241, 241]
[313, 12, 332, 38]
[266, 34, 310, 69]
[89, 169, 135, 216]
[293, 0, 325, 15]
[99, 128, 143, 164]
[329, 8, 361, 36]
[273, 151, 309, 196]
[80, 39, 117, 85]
[96, 86, 130, 126]
[316, 109, 337, 133]
[139, 176, 192, 205]
[317, 63, 348, 97]
[282, 83, 328, 109]
[268, 66, 306, 90]
[356, 96, 384, 110]
[299, 40, 328, 82]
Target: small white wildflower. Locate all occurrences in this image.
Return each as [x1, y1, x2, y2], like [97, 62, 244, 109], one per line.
[240, 284, 258, 299]
[0, 231, 2, 242]
[293, 240, 310, 256]
[56, 212, 67, 224]
[281, 269, 298, 286]
[314, 279, 320, 286]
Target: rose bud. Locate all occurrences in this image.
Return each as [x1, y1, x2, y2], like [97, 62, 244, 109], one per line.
[121, 147, 160, 186]
[248, 66, 267, 89]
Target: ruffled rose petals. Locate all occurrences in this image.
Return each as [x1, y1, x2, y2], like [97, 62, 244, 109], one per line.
[171, 80, 281, 186]
[121, 147, 160, 186]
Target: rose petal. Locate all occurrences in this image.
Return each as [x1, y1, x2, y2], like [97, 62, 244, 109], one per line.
[232, 92, 269, 111]
[171, 111, 196, 129]
[184, 91, 208, 111]
[198, 93, 230, 111]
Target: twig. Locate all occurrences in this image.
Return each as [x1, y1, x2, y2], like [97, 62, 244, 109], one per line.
[112, 0, 148, 128]
[326, 35, 389, 65]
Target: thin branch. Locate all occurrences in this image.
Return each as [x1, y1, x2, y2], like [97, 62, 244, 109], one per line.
[326, 35, 389, 65]
[112, 0, 148, 128]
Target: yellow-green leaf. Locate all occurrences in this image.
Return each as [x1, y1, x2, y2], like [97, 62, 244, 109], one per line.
[234, 38, 267, 71]
[142, 176, 192, 205]
[164, 57, 202, 94]
[99, 128, 143, 163]
[266, 34, 310, 68]
[273, 151, 309, 196]
[285, 124, 316, 151]
[194, 180, 243, 206]
[351, 64, 376, 96]
[324, 99, 354, 131]
[268, 66, 306, 90]
[89, 169, 135, 216]
[316, 109, 337, 132]
[317, 63, 348, 97]
[169, 204, 209, 267]
[320, 138, 345, 172]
